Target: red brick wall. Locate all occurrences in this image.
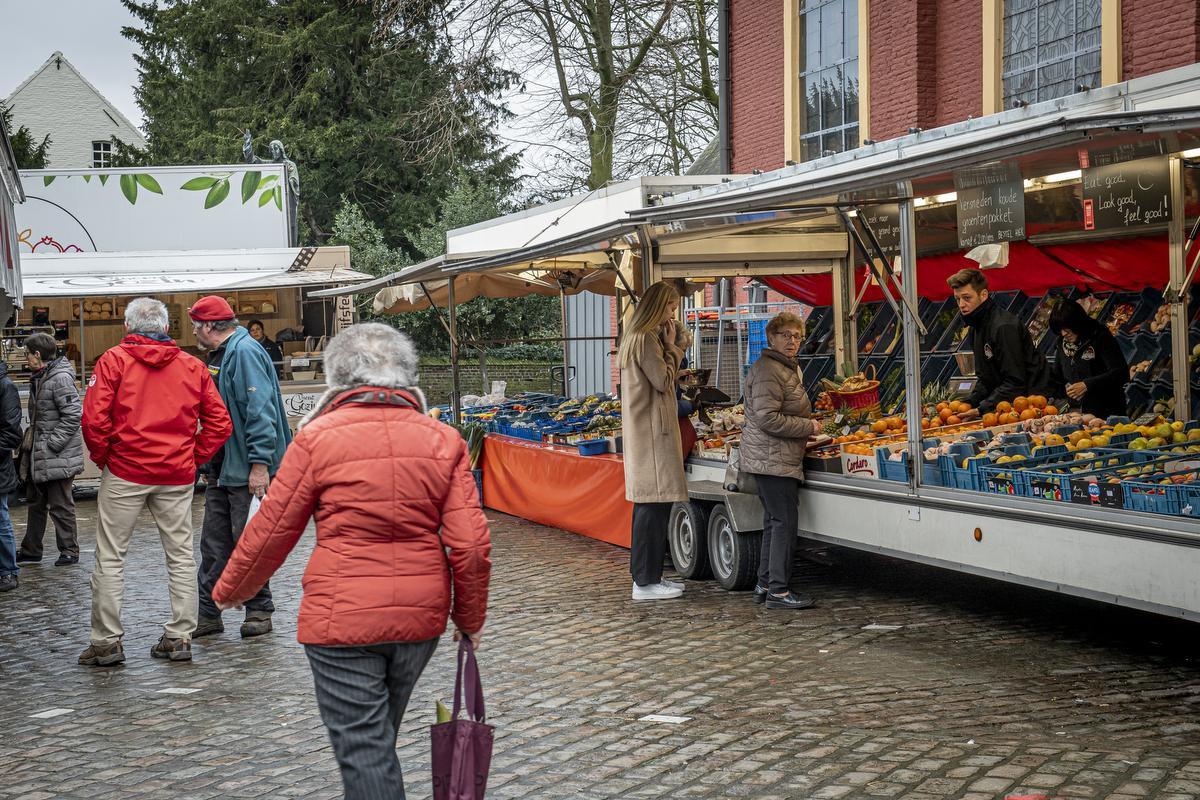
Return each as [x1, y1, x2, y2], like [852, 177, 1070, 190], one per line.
[729, 0, 785, 172]
[933, 0, 982, 125]
[1122, 0, 1200, 80]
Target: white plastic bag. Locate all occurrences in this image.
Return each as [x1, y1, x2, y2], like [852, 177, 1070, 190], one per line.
[247, 495, 262, 523]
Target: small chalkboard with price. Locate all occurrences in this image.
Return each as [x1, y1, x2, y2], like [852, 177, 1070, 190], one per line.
[1081, 155, 1173, 231]
[856, 204, 901, 257]
[954, 164, 1026, 248]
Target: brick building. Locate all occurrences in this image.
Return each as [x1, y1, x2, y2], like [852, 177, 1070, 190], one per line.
[722, 0, 1200, 174]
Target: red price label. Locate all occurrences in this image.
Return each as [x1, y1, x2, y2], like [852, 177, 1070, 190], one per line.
[1083, 199, 1095, 230]
[1078, 148, 1090, 168]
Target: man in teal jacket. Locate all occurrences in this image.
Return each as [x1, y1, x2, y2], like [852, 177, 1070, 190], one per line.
[189, 296, 292, 639]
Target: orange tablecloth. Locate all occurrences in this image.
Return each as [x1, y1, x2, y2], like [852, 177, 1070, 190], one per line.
[482, 435, 632, 548]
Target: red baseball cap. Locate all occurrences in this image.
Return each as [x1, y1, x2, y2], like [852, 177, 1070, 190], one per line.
[188, 295, 236, 322]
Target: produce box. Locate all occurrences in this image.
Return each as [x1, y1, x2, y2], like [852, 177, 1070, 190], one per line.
[803, 451, 843, 474]
[1122, 458, 1200, 517]
[840, 444, 882, 479]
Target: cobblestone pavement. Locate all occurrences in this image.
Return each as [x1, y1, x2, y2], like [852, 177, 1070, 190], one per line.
[2, 493, 1200, 800]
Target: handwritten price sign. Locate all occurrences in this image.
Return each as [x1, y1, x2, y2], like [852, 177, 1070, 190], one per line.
[1081, 156, 1173, 231]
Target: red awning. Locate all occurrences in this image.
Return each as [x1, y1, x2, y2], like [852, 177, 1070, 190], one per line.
[763, 235, 1171, 305]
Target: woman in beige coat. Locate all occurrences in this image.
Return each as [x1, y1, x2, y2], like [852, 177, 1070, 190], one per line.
[619, 281, 692, 601]
[740, 312, 820, 610]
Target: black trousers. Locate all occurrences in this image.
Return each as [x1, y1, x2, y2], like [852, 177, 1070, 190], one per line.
[630, 502, 672, 587]
[754, 473, 800, 594]
[306, 638, 439, 800]
[197, 486, 274, 619]
[19, 478, 78, 559]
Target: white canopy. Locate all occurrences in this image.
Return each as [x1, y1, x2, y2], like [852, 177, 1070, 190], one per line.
[21, 246, 369, 298]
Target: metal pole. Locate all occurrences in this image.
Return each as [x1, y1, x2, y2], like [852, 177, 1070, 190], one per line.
[559, 287, 570, 397]
[78, 298, 85, 385]
[898, 198, 923, 491]
[831, 258, 855, 376]
[448, 276, 461, 425]
[1168, 155, 1191, 421]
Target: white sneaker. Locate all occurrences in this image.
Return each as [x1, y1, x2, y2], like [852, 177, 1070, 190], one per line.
[632, 581, 684, 600]
[660, 579, 684, 591]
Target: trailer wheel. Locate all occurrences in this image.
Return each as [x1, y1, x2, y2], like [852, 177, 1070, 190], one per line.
[707, 504, 760, 591]
[668, 502, 711, 579]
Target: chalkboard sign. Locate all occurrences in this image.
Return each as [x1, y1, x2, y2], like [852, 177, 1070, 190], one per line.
[856, 204, 901, 257]
[1079, 140, 1165, 169]
[1081, 155, 1173, 231]
[954, 164, 1026, 248]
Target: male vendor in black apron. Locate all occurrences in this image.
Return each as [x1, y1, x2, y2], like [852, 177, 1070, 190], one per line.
[947, 268, 1052, 414]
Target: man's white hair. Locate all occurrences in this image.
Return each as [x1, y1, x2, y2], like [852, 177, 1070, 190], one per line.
[299, 323, 422, 427]
[124, 297, 169, 333]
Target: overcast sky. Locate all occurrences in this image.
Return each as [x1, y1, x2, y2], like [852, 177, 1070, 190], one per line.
[0, 0, 144, 128]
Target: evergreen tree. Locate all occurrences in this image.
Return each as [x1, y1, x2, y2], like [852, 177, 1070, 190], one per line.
[121, 0, 516, 248]
[0, 103, 51, 169]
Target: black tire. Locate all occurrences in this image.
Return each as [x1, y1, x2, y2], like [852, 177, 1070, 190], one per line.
[707, 504, 761, 591]
[667, 502, 711, 579]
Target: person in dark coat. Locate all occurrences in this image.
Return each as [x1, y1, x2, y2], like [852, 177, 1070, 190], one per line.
[1048, 299, 1129, 419]
[247, 319, 284, 378]
[17, 334, 84, 566]
[948, 268, 1053, 413]
[0, 363, 26, 592]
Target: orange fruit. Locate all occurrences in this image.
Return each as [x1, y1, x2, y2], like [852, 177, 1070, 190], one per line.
[958, 401, 972, 411]
[936, 402, 949, 413]
[871, 420, 888, 434]
[946, 415, 962, 425]
[1002, 412, 1019, 424]
[996, 401, 1013, 414]
[1043, 404, 1058, 416]
[982, 412, 998, 427]
[939, 408, 953, 422]
[1019, 408, 1038, 421]
[1030, 395, 1047, 409]
[1013, 397, 1029, 412]
[921, 418, 931, 429]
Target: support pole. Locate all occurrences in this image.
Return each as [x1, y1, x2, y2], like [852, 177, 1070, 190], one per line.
[448, 276, 461, 425]
[1168, 156, 1191, 421]
[831, 258, 856, 376]
[559, 287, 571, 397]
[899, 198, 923, 490]
[78, 298, 86, 385]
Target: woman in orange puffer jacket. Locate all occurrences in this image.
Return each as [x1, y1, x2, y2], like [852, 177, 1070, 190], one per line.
[213, 323, 490, 800]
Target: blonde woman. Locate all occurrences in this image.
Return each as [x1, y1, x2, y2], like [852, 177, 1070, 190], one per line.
[619, 281, 692, 600]
[740, 312, 819, 610]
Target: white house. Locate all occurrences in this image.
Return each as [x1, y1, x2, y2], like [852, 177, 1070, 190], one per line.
[4, 51, 147, 169]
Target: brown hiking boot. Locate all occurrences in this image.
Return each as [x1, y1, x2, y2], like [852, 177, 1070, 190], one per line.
[150, 635, 192, 662]
[240, 611, 273, 638]
[78, 640, 125, 667]
[192, 616, 225, 638]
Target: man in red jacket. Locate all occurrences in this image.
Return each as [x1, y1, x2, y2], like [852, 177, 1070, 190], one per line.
[78, 298, 232, 667]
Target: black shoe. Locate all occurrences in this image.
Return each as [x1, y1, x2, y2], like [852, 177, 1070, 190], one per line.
[150, 634, 192, 662]
[54, 554, 79, 566]
[765, 591, 816, 610]
[192, 616, 225, 638]
[0, 574, 17, 592]
[240, 611, 273, 638]
[752, 585, 768, 605]
[15, 553, 40, 564]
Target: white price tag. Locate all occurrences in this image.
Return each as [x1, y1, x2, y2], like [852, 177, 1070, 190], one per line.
[290, 357, 310, 368]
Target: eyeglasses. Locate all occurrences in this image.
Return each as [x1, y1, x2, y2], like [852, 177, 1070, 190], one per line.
[773, 331, 804, 341]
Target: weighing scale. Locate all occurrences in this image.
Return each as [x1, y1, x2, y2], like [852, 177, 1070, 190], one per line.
[947, 352, 979, 399]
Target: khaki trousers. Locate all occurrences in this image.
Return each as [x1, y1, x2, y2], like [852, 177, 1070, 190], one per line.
[90, 469, 198, 645]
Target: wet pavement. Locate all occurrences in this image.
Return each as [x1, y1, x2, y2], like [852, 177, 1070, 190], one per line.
[1, 493, 1199, 799]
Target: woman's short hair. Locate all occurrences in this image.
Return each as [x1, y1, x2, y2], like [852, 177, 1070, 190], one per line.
[24, 332, 58, 361]
[246, 319, 265, 333]
[124, 297, 169, 333]
[1049, 298, 1096, 337]
[323, 323, 418, 389]
[766, 312, 806, 339]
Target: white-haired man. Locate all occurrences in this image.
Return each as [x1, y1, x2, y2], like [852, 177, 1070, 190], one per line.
[79, 298, 232, 666]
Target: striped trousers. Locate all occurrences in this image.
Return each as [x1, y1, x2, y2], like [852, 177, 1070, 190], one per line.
[305, 638, 439, 800]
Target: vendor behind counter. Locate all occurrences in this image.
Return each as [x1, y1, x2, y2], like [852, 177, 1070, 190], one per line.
[1047, 299, 1129, 419]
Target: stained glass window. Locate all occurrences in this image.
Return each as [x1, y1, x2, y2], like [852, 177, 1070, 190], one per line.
[798, 0, 859, 162]
[1003, 0, 1102, 108]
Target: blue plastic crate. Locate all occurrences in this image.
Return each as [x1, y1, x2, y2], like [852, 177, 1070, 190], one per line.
[1007, 448, 1172, 502]
[874, 446, 944, 486]
[578, 439, 609, 456]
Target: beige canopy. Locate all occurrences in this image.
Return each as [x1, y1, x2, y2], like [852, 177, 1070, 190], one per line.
[372, 263, 619, 313]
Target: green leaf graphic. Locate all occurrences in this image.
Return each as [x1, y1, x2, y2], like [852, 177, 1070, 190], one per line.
[120, 173, 138, 204]
[181, 176, 219, 191]
[205, 179, 230, 209]
[99, 175, 109, 185]
[257, 174, 278, 190]
[258, 189, 274, 207]
[43, 176, 55, 186]
[83, 175, 91, 183]
[273, 185, 282, 210]
[135, 174, 163, 194]
[241, 171, 261, 204]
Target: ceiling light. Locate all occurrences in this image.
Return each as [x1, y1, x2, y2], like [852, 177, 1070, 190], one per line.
[934, 192, 957, 204]
[1181, 148, 1200, 159]
[1039, 170, 1081, 184]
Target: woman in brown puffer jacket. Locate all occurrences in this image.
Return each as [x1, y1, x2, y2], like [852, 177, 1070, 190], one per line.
[740, 312, 819, 611]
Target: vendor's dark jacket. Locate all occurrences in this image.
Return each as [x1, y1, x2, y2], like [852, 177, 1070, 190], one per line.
[1048, 321, 1128, 418]
[0, 364, 23, 494]
[963, 298, 1053, 412]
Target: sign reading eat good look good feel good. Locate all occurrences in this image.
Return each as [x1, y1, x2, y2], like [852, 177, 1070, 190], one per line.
[954, 163, 1026, 249]
[1081, 155, 1172, 231]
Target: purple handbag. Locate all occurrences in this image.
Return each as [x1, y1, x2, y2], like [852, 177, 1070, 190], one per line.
[431, 639, 493, 799]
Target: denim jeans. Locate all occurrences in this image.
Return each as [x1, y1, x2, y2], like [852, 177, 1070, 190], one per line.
[0, 494, 19, 577]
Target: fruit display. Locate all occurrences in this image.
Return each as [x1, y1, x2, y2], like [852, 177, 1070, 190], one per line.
[1105, 302, 1135, 334]
[1148, 302, 1173, 334]
[1077, 293, 1109, 320]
